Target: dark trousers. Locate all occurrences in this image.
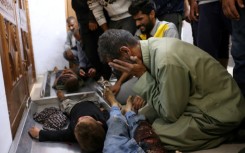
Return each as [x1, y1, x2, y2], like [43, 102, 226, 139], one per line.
[197, 2, 231, 60]
[79, 22, 111, 80]
[158, 13, 183, 39]
[109, 16, 136, 35]
[231, 5, 245, 97]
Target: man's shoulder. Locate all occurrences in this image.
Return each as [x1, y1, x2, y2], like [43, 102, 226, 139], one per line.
[67, 30, 74, 37]
[159, 20, 175, 27]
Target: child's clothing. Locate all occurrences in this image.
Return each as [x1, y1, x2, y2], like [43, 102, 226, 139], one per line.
[38, 97, 108, 142]
[103, 106, 145, 153]
[104, 106, 166, 153]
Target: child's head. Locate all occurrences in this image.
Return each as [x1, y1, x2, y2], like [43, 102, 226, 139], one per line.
[64, 75, 79, 92]
[74, 116, 106, 152]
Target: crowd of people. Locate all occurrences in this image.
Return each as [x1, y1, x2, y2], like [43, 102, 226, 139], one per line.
[29, 0, 245, 152]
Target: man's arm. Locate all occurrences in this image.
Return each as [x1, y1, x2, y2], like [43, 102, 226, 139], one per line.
[133, 66, 190, 123]
[188, 0, 199, 21]
[64, 31, 72, 51]
[109, 56, 190, 122]
[184, 0, 191, 22]
[111, 72, 131, 95]
[87, 0, 107, 27]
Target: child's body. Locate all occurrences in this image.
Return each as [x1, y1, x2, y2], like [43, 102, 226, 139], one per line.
[29, 90, 108, 152]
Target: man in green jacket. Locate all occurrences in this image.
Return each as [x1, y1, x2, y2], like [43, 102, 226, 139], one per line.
[97, 29, 245, 151]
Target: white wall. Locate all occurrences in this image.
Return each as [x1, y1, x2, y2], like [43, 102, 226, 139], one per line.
[0, 59, 12, 153]
[28, 0, 68, 75]
[182, 21, 193, 44]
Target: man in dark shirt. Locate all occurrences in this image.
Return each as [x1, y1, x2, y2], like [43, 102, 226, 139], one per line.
[71, 0, 111, 80]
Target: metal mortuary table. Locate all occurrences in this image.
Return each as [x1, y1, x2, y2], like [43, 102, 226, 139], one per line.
[9, 73, 111, 153]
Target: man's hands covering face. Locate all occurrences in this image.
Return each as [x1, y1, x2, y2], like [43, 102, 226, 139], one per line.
[108, 56, 147, 78]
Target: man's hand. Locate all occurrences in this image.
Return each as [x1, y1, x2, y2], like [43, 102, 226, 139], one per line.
[133, 96, 145, 112]
[221, 0, 244, 20]
[87, 68, 96, 78]
[65, 50, 75, 60]
[79, 68, 86, 77]
[28, 127, 40, 139]
[88, 22, 98, 31]
[189, 0, 199, 21]
[184, 0, 191, 22]
[108, 56, 147, 78]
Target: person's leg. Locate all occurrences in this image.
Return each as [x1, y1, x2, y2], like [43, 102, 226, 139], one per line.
[124, 97, 167, 153]
[218, 27, 230, 68]
[197, 2, 225, 60]
[158, 13, 183, 39]
[119, 17, 137, 35]
[152, 115, 229, 151]
[217, 4, 232, 69]
[123, 96, 145, 138]
[109, 17, 136, 35]
[103, 88, 145, 153]
[191, 21, 199, 46]
[231, 7, 245, 97]
[80, 23, 111, 80]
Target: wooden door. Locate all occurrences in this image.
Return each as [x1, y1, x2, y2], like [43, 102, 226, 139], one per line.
[0, 0, 36, 137]
[17, 0, 36, 92]
[65, 0, 77, 21]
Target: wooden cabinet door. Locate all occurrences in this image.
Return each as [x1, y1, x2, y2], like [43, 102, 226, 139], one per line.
[65, 0, 77, 21]
[17, 0, 36, 93]
[0, 0, 36, 137]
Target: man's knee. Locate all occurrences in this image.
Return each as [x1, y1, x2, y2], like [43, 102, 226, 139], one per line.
[138, 104, 158, 124]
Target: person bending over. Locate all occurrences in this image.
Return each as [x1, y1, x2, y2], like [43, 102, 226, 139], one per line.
[98, 29, 245, 151]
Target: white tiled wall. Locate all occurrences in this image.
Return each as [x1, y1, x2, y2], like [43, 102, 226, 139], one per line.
[0, 59, 12, 153]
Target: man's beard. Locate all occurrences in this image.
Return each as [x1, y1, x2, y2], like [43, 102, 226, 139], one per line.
[140, 21, 154, 35]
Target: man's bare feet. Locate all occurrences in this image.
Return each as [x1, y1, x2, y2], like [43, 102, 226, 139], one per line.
[103, 87, 121, 107]
[56, 90, 66, 102]
[121, 96, 133, 114]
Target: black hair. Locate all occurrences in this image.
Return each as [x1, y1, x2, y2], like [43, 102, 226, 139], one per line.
[129, 0, 156, 16]
[65, 76, 79, 92]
